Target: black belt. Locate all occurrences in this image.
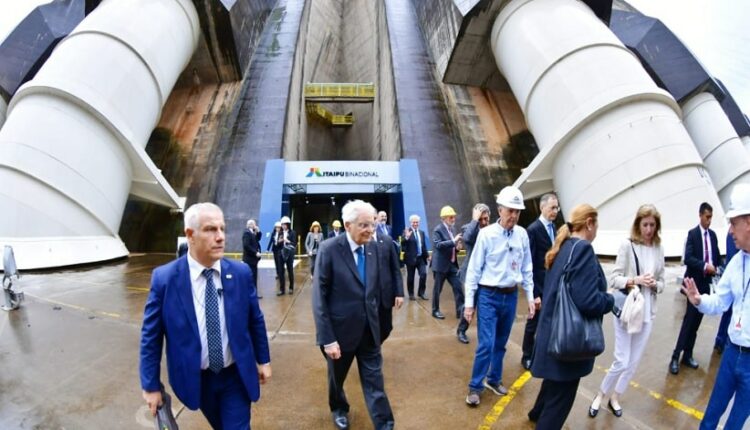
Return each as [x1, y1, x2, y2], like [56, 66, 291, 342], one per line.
[478, 284, 517, 294]
[730, 341, 750, 354]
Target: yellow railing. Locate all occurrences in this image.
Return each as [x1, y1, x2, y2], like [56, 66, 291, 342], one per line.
[304, 82, 376, 100]
[306, 103, 354, 126]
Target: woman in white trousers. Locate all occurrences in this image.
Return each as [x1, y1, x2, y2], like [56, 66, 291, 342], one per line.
[589, 204, 665, 418]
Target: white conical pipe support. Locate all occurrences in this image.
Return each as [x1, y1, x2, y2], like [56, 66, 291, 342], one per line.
[0, 0, 199, 269]
[491, 0, 725, 256]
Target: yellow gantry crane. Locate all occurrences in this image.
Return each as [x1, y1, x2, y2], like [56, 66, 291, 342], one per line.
[304, 82, 375, 127]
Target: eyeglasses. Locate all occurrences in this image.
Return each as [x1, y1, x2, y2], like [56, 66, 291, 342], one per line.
[357, 222, 375, 230]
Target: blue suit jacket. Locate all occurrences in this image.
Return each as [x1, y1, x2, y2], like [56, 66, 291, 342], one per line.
[527, 219, 554, 298]
[312, 234, 382, 350]
[684, 226, 721, 293]
[140, 257, 270, 410]
[401, 228, 429, 266]
[431, 222, 458, 273]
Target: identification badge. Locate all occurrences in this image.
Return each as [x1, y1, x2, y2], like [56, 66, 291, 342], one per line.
[735, 318, 742, 331]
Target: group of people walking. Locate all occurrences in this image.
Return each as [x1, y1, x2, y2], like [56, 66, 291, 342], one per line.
[140, 183, 750, 430]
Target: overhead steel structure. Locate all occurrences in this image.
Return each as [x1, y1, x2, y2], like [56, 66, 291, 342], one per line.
[0, 0, 199, 269]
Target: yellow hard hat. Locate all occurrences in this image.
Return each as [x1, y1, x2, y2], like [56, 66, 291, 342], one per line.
[311, 221, 321, 229]
[332, 220, 342, 228]
[440, 205, 457, 217]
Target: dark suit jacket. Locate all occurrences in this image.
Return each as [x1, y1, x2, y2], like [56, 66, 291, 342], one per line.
[327, 229, 343, 239]
[140, 257, 270, 410]
[531, 239, 614, 381]
[376, 234, 404, 308]
[400, 228, 429, 266]
[312, 234, 382, 351]
[459, 220, 481, 282]
[684, 225, 721, 293]
[527, 219, 554, 298]
[242, 229, 262, 266]
[431, 222, 458, 273]
[377, 223, 392, 238]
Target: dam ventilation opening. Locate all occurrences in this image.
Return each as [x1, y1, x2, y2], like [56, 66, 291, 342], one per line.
[304, 83, 375, 127]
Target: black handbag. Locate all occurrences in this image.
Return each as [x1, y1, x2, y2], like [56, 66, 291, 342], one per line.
[547, 240, 606, 362]
[154, 386, 179, 430]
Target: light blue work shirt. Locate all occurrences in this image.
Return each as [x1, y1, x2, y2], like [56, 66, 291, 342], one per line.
[464, 221, 534, 307]
[697, 250, 750, 347]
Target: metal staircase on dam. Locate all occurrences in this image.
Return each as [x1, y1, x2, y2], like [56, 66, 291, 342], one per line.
[304, 82, 375, 127]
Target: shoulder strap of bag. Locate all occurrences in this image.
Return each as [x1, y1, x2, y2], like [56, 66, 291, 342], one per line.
[562, 239, 582, 279]
[629, 240, 641, 276]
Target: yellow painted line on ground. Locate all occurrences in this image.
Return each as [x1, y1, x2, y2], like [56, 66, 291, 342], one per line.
[478, 371, 532, 430]
[25, 294, 122, 319]
[126, 286, 151, 293]
[594, 364, 704, 421]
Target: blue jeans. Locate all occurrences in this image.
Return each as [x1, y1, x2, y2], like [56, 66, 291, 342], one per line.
[468, 287, 518, 391]
[700, 342, 750, 430]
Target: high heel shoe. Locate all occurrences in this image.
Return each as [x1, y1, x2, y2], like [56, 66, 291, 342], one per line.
[608, 400, 623, 417]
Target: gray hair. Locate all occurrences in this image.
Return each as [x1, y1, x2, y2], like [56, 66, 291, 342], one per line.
[409, 214, 421, 222]
[246, 219, 256, 228]
[342, 200, 377, 224]
[184, 202, 223, 231]
[474, 203, 490, 214]
[539, 193, 558, 208]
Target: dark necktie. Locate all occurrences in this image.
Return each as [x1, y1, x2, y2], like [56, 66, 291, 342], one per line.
[202, 268, 224, 373]
[704, 230, 710, 269]
[356, 246, 366, 286]
[415, 229, 422, 255]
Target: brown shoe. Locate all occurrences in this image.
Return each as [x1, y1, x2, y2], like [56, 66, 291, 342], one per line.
[466, 390, 480, 406]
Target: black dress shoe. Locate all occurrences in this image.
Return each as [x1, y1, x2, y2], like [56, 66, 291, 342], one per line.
[457, 331, 469, 344]
[432, 310, 445, 319]
[409, 295, 416, 300]
[276, 291, 285, 296]
[418, 294, 429, 300]
[669, 358, 679, 375]
[608, 400, 622, 417]
[288, 289, 294, 295]
[332, 411, 349, 430]
[521, 358, 532, 370]
[682, 357, 699, 369]
[588, 404, 599, 418]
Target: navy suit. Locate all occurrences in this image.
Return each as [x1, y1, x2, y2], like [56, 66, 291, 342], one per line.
[242, 228, 262, 287]
[673, 225, 722, 360]
[375, 233, 404, 342]
[327, 229, 344, 239]
[522, 218, 554, 360]
[400, 228, 429, 298]
[312, 234, 394, 428]
[377, 223, 392, 239]
[431, 222, 463, 317]
[458, 220, 481, 285]
[140, 257, 270, 427]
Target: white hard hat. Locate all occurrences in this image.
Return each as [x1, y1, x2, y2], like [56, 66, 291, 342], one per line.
[274, 221, 281, 228]
[725, 183, 750, 219]
[280, 216, 291, 224]
[496, 186, 525, 210]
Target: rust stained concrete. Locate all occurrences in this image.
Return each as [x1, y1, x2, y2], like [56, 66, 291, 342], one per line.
[0, 255, 727, 429]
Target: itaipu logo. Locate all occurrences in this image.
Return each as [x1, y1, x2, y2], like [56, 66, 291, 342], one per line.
[306, 167, 379, 178]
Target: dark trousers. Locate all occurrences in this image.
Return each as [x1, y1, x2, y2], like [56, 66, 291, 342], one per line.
[278, 255, 294, 293]
[323, 325, 394, 429]
[432, 264, 463, 316]
[379, 306, 393, 343]
[272, 250, 282, 279]
[522, 310, 540, 360]
[248, 262, 259, 291]
[528, 378, 580, 430]
[673, 298, 705, 360]
[405, 261, 427, 297]
[199, 364, 251, 430]
[310, 254, 317, 276]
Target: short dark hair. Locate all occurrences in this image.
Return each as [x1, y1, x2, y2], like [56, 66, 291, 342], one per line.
[699, 202, 713, 214]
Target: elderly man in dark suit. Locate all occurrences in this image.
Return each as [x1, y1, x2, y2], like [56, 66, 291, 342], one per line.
[401, 214, 430, 301]
[521, 193, 559, 369]
[312, 200, 395, 430]
[242, 219, 263, 298]
[670, 202, 722, 374]
[431, 205, 464, 320]
[140, 203, 271, 429]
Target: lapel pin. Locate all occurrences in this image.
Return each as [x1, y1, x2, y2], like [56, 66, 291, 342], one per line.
[226, 274, 233, 280]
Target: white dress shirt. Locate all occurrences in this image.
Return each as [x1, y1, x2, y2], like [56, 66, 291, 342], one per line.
[187, 253, 234, 370]
[698, 250, 750, 347]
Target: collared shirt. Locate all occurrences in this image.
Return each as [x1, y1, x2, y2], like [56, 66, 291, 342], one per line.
[464, 221, 534, 307]
[697, 250, 750, 347]
[539, 214, 555, 242]
[187, 253, 234, 370]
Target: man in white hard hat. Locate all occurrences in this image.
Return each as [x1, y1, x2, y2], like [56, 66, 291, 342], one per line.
[683, 183, 750, 429]
[464, 186, 535, 407]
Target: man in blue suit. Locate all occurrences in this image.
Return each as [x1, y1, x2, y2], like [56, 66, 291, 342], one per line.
[376, 211, 392, 238]
[401, 214, 430, 300]
[670, 202, 722, 374]
[313, 200, 395, 430]
[140, 203, 271, 429]
[431, 205, 464, 320]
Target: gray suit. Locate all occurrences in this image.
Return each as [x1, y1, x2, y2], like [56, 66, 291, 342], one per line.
[312, 233, 394, 428]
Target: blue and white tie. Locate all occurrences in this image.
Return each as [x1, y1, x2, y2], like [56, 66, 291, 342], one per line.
[547, 222, 555, 243]
[203, 268, 224, 373]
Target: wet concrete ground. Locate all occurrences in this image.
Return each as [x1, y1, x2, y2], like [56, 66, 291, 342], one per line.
[0, 254, 732, 429]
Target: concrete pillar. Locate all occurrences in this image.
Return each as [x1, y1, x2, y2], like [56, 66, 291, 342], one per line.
[682, 92, 750, 209]
[490, 0, 725, 256]
[0, 0, 199, 269]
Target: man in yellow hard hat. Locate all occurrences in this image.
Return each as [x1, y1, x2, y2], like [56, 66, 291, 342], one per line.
[328, 220, 343, 239]
[431, 205, 465, 323]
